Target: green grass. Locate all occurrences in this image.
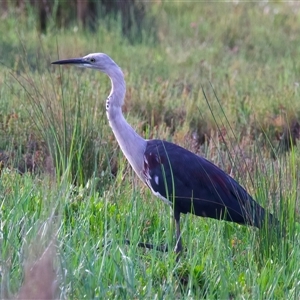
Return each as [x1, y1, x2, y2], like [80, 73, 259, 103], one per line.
[1, 2, 300, 299]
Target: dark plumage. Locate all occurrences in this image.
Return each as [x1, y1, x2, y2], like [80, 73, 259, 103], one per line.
[143, 140, 275, 253]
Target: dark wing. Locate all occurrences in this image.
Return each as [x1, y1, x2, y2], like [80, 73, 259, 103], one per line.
[144, 139, 267, 228]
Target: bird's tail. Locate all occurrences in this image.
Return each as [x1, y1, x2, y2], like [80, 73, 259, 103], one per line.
[252, 205, 282, 236]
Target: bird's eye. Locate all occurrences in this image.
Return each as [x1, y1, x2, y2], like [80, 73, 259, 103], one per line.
[90, 58, 96, 63]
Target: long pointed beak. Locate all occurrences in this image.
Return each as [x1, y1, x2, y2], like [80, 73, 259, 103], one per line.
[51, 58, 87, 65]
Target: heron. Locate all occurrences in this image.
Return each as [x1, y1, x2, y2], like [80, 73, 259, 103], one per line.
[52, 53, 277, 256]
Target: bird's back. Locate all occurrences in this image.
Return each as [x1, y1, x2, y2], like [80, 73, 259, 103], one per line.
[144, 139, 273, 228]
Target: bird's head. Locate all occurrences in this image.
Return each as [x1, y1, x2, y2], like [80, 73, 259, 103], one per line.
[52, 53, 118, 74]
[52, 52, 126, 106]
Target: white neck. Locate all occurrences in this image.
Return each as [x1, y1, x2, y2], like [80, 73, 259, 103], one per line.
[105, 67, 146, 181]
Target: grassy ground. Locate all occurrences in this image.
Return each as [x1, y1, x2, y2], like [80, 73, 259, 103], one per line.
[1, 2, 300, 299]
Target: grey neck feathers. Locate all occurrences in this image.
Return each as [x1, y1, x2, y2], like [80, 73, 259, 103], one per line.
[105, 65, 146, 181]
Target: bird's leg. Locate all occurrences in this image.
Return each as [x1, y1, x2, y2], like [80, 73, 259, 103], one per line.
[124, 239, 168, 252]
[174, 210, 182, 258]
